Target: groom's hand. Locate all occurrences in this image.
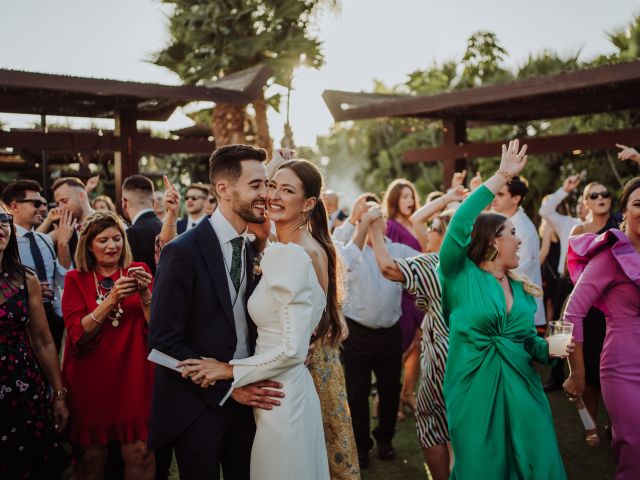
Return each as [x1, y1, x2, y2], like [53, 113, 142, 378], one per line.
[232, 380, 284, 410]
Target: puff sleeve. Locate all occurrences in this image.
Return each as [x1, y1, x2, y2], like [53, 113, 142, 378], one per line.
[227, 243, 316, 391]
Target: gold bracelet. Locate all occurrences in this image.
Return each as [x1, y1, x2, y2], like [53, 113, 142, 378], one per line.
[496, 169, 513, 183]
[90, 312, 103, 325]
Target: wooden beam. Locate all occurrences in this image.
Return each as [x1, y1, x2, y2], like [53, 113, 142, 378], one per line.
[0, 130, 214, 155]
[113, 107, 139, 203]
[404, 127, 640, 164]
[441, 118, 467, 188]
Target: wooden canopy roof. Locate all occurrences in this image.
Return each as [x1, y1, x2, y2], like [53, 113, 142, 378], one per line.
[323, 61, 640, 123]
[0, 63, 272, 121]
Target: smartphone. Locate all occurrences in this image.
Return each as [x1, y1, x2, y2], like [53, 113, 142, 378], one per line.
[127, 266, 144, 277]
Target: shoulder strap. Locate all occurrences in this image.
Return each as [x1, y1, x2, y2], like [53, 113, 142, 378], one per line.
[35, 232, 57, 259]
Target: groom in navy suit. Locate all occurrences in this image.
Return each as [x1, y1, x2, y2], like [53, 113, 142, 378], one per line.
[148, 145, 283, 480]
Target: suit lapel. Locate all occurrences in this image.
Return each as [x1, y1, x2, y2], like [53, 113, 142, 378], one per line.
[195, 220, 235, 329]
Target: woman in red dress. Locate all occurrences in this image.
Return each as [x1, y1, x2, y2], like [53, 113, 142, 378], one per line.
[62, 211, 154, 479]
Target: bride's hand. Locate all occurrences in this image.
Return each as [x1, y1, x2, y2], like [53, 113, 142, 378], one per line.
[499, 139, 528, 177]
[177, 358, 233, 388]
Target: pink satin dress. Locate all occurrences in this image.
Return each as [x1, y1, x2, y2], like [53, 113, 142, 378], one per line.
[565, 229, 640, 480]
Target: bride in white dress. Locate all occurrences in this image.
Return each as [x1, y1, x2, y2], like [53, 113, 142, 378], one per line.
[179, 159, 343, 480]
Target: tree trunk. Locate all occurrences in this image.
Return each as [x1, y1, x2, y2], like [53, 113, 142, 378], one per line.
[212, 103, 246, 147]
[252, 89, 272, 155]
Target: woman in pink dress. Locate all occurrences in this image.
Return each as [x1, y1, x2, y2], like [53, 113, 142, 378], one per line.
[564, 177, 640, 479]
[383, 179, 424, 418]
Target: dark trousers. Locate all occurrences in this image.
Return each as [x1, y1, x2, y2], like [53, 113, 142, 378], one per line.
[173, 400, 255, 480]
[342, 318, 402, 456]
[154, 445, 173, 480]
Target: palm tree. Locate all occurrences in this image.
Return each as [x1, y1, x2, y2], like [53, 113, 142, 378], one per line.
[152, 0, 337, 151]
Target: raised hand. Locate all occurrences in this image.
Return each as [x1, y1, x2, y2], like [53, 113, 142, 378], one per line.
[267, 148, 296, 179]
[446, 185, 468, 203]
[469, 171, 483, 191]
[361, 205, 383, 226]
[616, 143, 640, 164]
[349, 193, 372, 224]
[53, 208, 77, 245]
[85, 174, 100, 193]
[451, 170, 467, 188]
[562, 174, 581, 193]
[162, 175, 181, 219]
[499, 139, 528, 177]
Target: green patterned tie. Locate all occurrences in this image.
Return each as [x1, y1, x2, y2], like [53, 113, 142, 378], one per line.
[230, 237, 244, 292]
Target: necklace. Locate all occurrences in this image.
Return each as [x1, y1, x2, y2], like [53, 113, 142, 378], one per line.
[93, 269, 123, 327]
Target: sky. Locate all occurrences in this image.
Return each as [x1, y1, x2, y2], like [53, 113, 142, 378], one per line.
[1, 0, 638, 147]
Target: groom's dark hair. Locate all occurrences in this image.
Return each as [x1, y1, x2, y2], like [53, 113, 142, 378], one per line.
[209, 144, 267, 186]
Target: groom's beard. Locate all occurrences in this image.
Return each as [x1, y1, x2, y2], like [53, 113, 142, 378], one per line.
[233, 193, 265, 224]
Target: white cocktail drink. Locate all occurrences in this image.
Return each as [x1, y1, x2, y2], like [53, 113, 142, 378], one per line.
[547, 321, 574, 358]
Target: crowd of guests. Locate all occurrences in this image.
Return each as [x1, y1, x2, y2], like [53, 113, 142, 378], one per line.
[0, 141, 639, 480]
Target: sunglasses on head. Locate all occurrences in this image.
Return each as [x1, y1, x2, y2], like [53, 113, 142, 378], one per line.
[185, 195, 206, 201]
[17, 199, 47, 208]
[588, 191, 611, 200]
[0, 213, 14, 226]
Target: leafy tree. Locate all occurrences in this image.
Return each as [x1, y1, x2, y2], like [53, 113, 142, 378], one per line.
[152, 0, 335, 151]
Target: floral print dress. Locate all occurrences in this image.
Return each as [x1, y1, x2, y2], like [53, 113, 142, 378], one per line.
[0, 278, 64, 478]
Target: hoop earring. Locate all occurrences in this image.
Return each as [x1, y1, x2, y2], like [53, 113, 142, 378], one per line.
[486, 245, 498, 262]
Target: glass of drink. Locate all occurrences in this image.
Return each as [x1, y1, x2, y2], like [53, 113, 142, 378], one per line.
[547, 321, 574, 357]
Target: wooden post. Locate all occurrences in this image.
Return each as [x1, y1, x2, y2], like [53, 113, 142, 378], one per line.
[442, 118, 467, 188]
[113, 106, 139, 203]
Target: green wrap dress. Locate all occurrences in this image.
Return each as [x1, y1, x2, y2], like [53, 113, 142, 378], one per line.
[438, 185, 566, 480]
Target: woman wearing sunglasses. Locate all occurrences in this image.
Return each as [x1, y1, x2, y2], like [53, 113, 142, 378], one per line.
[569, 181, 622, 446]
[61, 211, 155, 479]
[0, 204, 70, 478]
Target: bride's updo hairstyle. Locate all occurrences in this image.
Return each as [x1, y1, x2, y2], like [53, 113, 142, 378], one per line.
[278, 159, 342, 346]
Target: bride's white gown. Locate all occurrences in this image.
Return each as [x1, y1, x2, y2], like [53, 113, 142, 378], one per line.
[229, 243, 329, 480]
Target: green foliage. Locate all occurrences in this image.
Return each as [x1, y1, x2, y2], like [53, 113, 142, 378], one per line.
[316, 19, 640, 219]
[151, 0, 330, 87]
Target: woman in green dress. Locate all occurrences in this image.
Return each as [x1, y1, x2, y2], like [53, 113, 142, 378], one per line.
[439, 140, 569, 479]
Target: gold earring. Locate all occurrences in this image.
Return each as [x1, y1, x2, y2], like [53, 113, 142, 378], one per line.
[486, 245, 498, 262]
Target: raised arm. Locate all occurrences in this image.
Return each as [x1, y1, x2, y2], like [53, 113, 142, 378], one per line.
[439, 140, 528, 277]
[369, 217, 404, 282]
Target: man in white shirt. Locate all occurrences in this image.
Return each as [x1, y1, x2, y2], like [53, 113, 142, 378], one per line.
[334, 199, 419, 469]
[177, 183, 210, 234]
[492, 176, 545, 326]
[2, 179, 74, 349]
[322, 190, 347, 231]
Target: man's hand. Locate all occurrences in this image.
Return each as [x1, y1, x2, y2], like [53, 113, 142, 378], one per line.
[349, 194, 372, 225]
[85, 175, 100, 194]
[162, 175, 181, 220]
[368, 216, 385, 237]
[53, 209, 77, 245]
[562, 174, 581, 193]
[360, 205, 383, 227]
[40, 281, 54, 301]
[469, 172, 483, 191]
[451, 170, 467, 188]
[231, 380, 284, 410]
[616, 143, 640, 164]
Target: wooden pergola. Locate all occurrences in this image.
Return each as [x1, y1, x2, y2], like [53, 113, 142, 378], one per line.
[323, 61, 640, 186]
[0, 64, 272, 199]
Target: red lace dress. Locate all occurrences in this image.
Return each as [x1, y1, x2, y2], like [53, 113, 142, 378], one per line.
[61, 263, 154, 445]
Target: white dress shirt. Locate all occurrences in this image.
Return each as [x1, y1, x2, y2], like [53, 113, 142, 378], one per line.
[209, 208, 250, 359]
[15, 224, 69, 316]
[130, 208, 155, 226]
[509, 208, 545, 326]
[334, 222, 420, 329]
[186, 214, 207, 231]
[538, 188, 581, 275]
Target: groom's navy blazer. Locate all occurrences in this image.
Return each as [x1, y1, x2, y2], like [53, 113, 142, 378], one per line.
[147, 219, 258, 450]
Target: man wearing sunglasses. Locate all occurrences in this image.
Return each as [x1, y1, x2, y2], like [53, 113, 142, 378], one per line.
[1, 179, 75, 349]
[177, 183, 210, 234]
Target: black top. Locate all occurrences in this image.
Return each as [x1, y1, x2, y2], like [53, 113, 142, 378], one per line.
[126, 211, 163, 275]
